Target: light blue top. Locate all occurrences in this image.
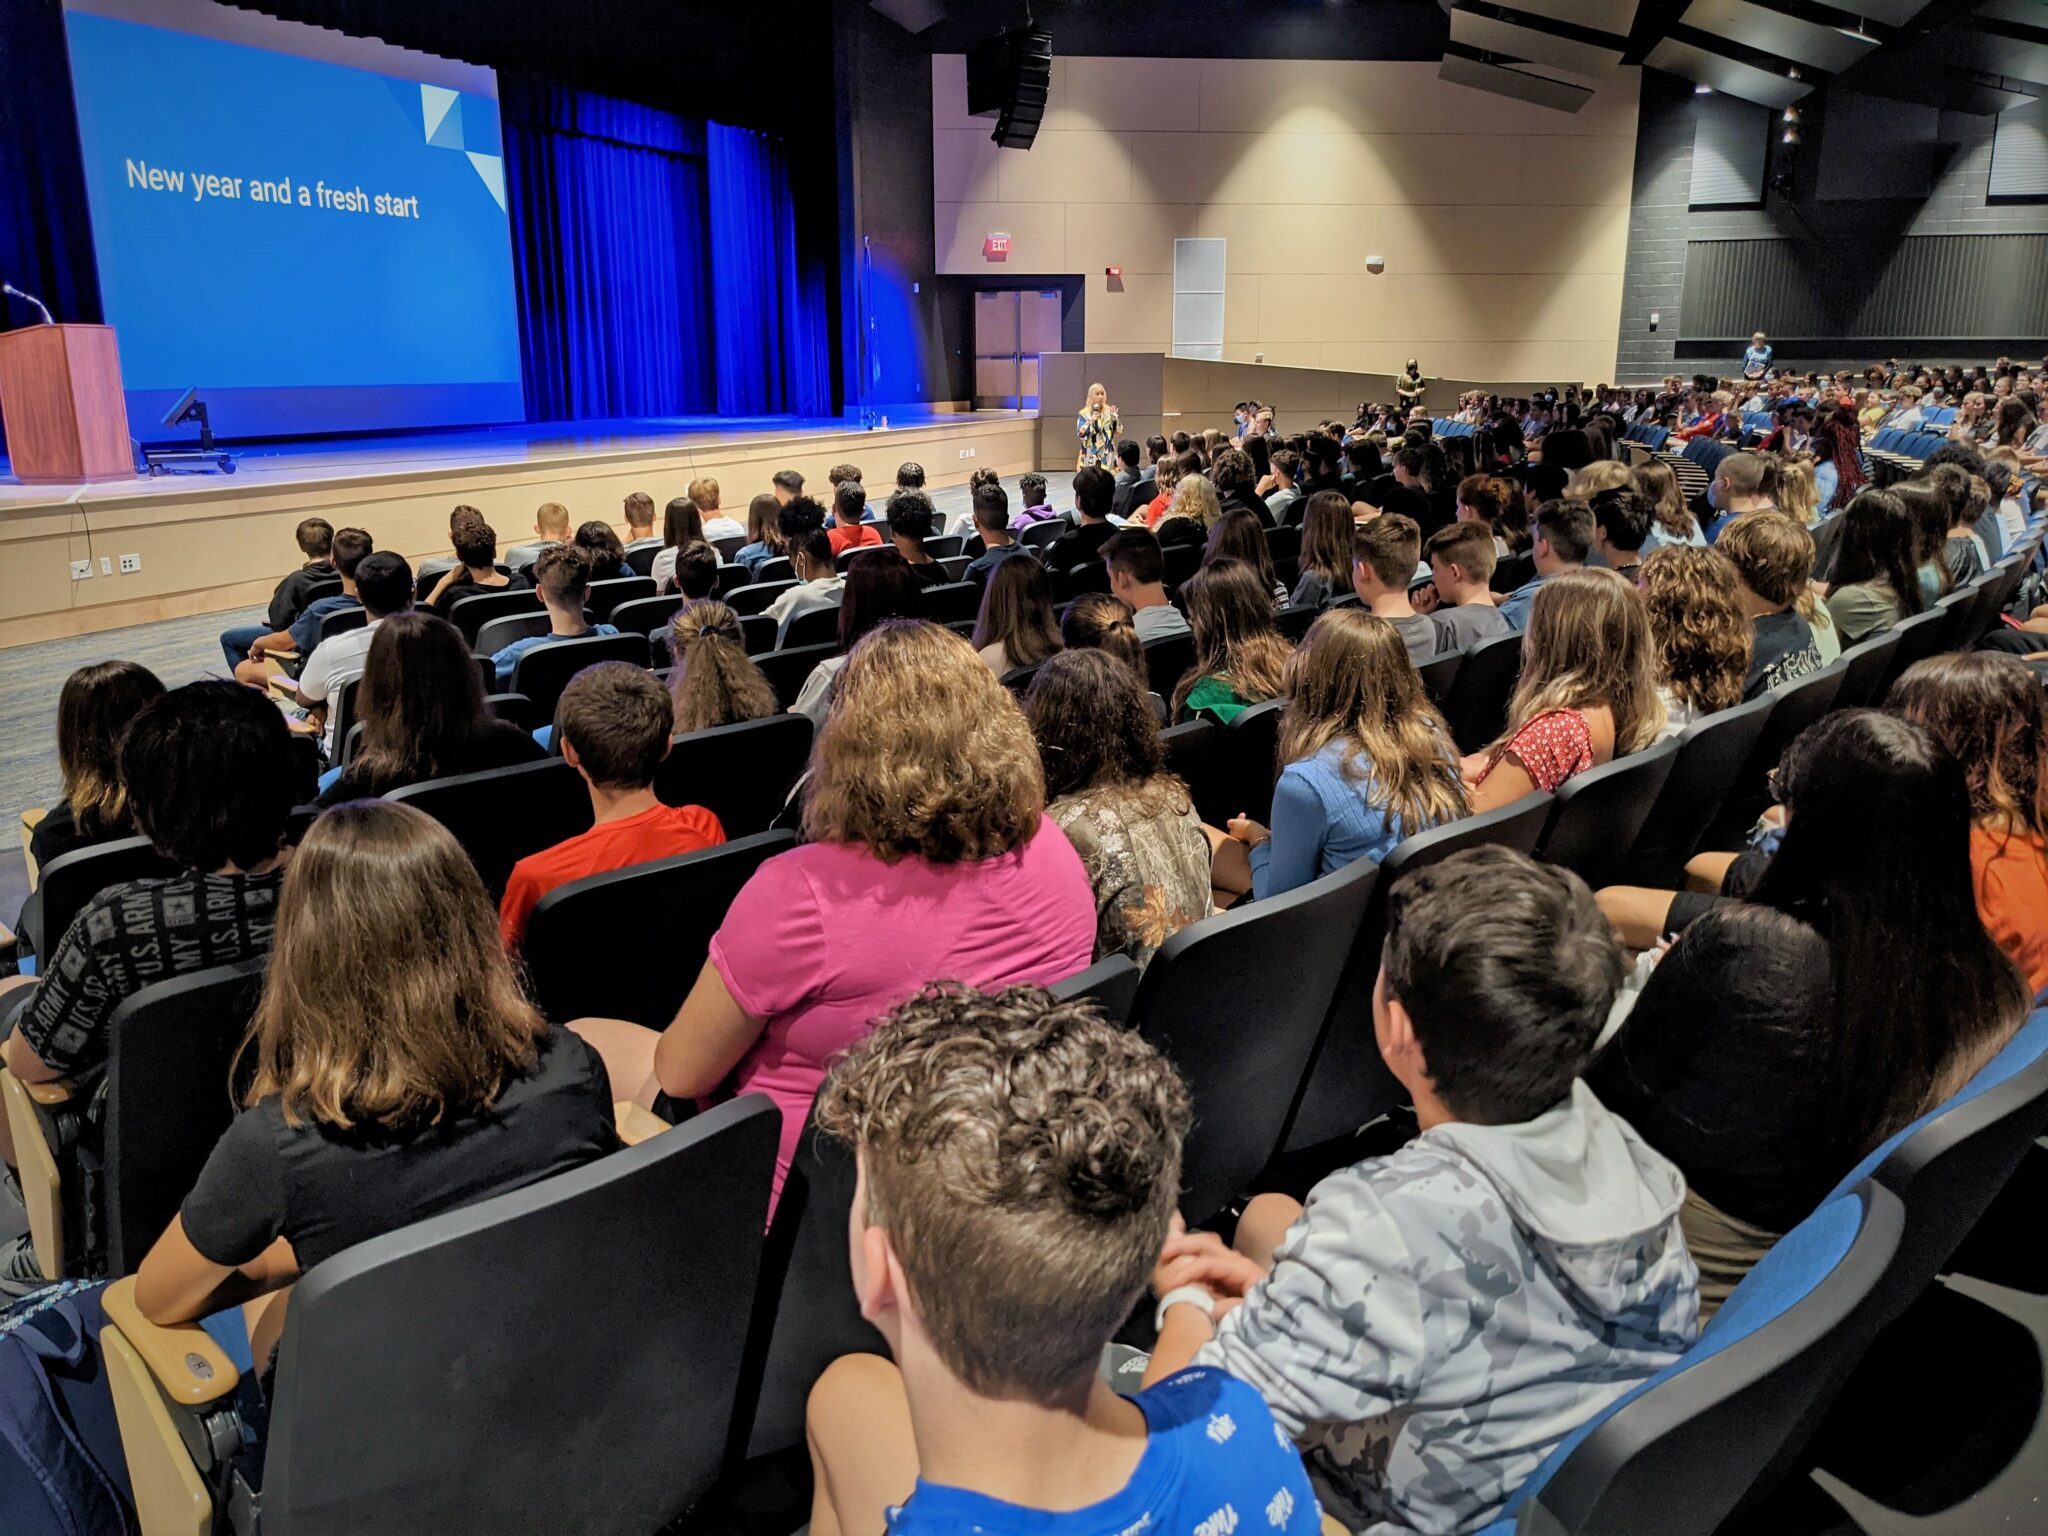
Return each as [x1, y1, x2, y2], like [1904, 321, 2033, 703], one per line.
[1248, 740, 1443, 900]
[1497, 570, 1558, 631]
[491, 624, 620, 688]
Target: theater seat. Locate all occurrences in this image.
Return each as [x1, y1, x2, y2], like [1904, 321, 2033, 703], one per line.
[1049, 954, 1141, 1025]
[1439, 630, 1524, 755]
[1701, 658, 1847, 853]
[523, 831, 796, 1028]
[609, 594, 684, 636]
[448, 587, 544, 645]
[918, 580, 980, 625]
[102, 1095, 780, 1536]
[472, 611, 554, 656]
[779, 603, 843, 650]
[1160, 719, 1225, 826]
[1220, 696, 1286, 825]
[1535, 737, 1681, 891]
[1416, 647, 1462, 705]
[754, 642, 838, 709]
[23, 837, 179, 957]
[1617, 692, 1776, 888]
[653, 714, 812, 837]
[510, 632, 651, 720]
[388, 757, 590, 899]
[727, 580, 797, 617]
[1831, 629, 1903, 709]
[1143, 632, 1195, 702]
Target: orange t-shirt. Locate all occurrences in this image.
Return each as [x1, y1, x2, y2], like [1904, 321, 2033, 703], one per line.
[501, 802, 726, 950]
[827, 524, 882, 556]
[1972, 824, 2048, 997]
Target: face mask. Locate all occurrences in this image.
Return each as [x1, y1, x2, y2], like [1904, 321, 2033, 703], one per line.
[1706, 480, 1721, 511]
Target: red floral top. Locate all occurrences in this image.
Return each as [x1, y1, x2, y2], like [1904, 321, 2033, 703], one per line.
[1477, 708, 1596, 793]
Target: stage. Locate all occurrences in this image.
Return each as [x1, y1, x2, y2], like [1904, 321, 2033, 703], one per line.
[0, 409, 1040, 648]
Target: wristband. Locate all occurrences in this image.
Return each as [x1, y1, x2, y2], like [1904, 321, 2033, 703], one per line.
[1155, 1284, 1217, 1334]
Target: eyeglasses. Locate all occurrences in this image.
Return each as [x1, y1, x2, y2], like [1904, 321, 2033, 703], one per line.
[1767, 766, 1787, 805]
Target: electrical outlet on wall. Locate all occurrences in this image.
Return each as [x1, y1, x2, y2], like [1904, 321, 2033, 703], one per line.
[959, 447, 976, 459]
[99, 556, 113, 576]
[70, 560, 93, 581]
[119, 553, 141, 573]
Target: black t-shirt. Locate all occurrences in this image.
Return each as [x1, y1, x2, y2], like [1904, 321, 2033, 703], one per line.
[181, 1026, 619, 1274]
[315, 721, 548, 807]
[1743, 610, 1822, 700]
[429, 569, 534, 619]
[1220, 490, 1274, 530]
[1046, 520, 1118, 573]
[16, 870, 283, 1077]
[1155, 517, 1206, 550]
[268, 562, 337, 630]
[27, 800, 133, 877]
[1588, 904, 1843, 1233]
[903, 560, 952, 590]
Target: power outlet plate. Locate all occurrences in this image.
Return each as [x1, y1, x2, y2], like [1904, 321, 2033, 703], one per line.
[119, 553, 141, 573]
[99, 556, 113, 577]
[70, 559, 93, 581]
[958, 447, 976, 459]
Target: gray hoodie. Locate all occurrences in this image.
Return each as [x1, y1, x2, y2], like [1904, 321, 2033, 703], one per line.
[1196, 1080, 1699, 1535]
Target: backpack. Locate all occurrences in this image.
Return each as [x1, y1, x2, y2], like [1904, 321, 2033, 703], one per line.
[0, 1281, 137, 1536]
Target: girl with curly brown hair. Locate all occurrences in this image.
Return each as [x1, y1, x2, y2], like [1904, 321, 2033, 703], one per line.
[1638, 546, 1752, 736]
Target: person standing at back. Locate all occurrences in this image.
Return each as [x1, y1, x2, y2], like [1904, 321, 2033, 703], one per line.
[1742, 331, 1774, 381]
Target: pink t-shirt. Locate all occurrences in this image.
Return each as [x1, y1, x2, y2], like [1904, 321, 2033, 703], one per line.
[709, 815, 1096, 1202]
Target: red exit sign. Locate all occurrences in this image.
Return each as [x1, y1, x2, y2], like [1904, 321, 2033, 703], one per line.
[983, 233, 1011, 260]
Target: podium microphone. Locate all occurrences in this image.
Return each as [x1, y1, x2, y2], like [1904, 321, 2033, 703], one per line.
[1, 280, 56, 326]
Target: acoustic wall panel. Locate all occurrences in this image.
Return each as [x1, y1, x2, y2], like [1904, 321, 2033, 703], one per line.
[1689, 94, 1769, 207]
[1172, 238, 1226, 361]
[1990, 99, 2048, 201]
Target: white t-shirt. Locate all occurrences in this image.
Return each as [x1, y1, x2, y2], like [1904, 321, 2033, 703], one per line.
[297, 618, 383, 752]
[703, 515, 746, 542]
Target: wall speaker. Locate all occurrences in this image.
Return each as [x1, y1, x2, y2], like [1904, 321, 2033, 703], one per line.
[967, 26, 1053, 150]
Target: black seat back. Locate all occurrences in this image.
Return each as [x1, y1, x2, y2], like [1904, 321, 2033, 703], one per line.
[1144, 632, 1196, 701]
[1020, 520, 1065, 550]
[923, 535, 963, 559]
[755, 643, 840, 709]
[1276, 603, 1318, 643]
[314, 606, 366, 646]
[728, 580, 797, 617]
[523, 832, 796, 1028]
[1873, 607, 1946, 696]
[1439, 629, 1524, 754]
[1160, 719, 1226, 826]
[511, 633, 652, 721]
[653, 714, 813, 837]
[1416, 647, 1462, 705]
[1705, 658, 1846, 849]
[918, 580, 981, 625]
[625, 545, 659, 578]
[28, 837, 180, 957]
[1052, 560, 1112, 602]
[263, 1096, 779, 1535]
[103, 960, 267, 1275]
[1831, 631, 1902, 709]
[473, 612, 554, 657]
[448, 587, 543, 645]
[1220, 696, 1286, 825]
[585, 576, 657, 621]
[1282, 794, 1555, 1154]
[779, 602, 843, 650]
[610, 594, 684, 636]
[1536, 737, 1681, 890]
[1130, 856, 1380, 1222]
[1048, 954, 1141, 1025]
[755, 556, 795, 585]
[388, 758, 590, 900]
[1619, 692, 1776, 887]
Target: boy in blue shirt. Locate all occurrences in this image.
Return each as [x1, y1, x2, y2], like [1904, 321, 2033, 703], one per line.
[491, 543, 617, 688]
[804, 984, 1321, 1536]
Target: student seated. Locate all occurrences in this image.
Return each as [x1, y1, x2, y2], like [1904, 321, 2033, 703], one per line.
[827, 480, 883, 556]
[21, 661, 166, 889]
[1496, 499, 1593, 631]
[1060, 594, 1153, 695]
[771, 468, 805, 506]
[894, 460, 925, 495]
[504, 500, 571, 572]
[1633, 459, 1704, 552]
[1420, 521, 1510, 650]
[1026, 650, 1211, 968]
[792, 550, 924, 726]
[572, 621, 1094, 1202]
[1823, 488, 1924, 645]
[1144, 847, 1698, 1533]
[130, 801, 619, 1369]
[1716, 511, 1824, 698]
[666, 600, 779, 734]
[621, 490, 661, 555]
[1264, 447, 1305, 525]
[734, 492, 788, 574]
[1109, 437, 1147, 521]
[1590, 712, 2026, 1313]
[1349, 514, 1443, 665]
[221, 518, 335, 669]
[1639, 546, 1750, 735]
[882, 490, 948, 587]
[1287, 491, 1353, 611]
[1216, 610, 1466, 900]
[315, 613, 545, 806]
[230, 527, 374, 686]
[692, 476, 746, 544]
[1009, 471, 1060, 528]
[1045, 465, 1118, 573]
[490, 545, 619, 689]
[1203, 508, 1287, 606]
[1212, 445, 1273, 528]
[574, 520, 629, 582]
[652, 495, 710, 591]
[804, 984, 1320, 1536]
[1, 682, 299, 1290]
[498, 663, 725, 951]
[1588, 486, 1652, 582]
[1699, 451, 1778, 544]
[1154, 472, 1218, 551]
[664, 539, 720, 602]
[1466, 569, 1664, 812]
[963, 484, 1025, 585]
[763, 527, 846, 644]
[1101, 528, 1189, 642]
[1170, 559, 1292, 725]
[973, 554, 1062, 676]
[425, 510, 529, 617]
[294, 552, 415, 757]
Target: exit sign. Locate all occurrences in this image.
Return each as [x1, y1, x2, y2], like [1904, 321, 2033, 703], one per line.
[983, 232, 1011, 260]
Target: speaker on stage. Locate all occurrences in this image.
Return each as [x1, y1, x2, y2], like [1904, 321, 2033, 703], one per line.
[967, 26, 1052, 151]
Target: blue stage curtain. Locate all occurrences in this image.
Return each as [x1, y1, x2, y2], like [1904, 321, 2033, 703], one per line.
[706, 123, 830, 418]
[503, 80, 714, 420]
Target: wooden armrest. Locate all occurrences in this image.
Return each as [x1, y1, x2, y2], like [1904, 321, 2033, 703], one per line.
[100, 1278, 241, 1408]
[24, 1077, 75, 1106]
[1, 1068, 65, 1280]
[615, 1101, 671, 1146]
[20, 807, 45, 890]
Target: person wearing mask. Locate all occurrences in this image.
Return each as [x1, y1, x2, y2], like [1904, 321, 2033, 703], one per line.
[1497, 500, 1593, 631]
[571, 620, 1096, 1205]
[1026, 650, 1211, 968]
[1823, 488, 1923, 645]
[1421, 522, 1511, 652]
[499, 663, 725, 951]
[316, 613, 544, 804]
[763, 527, 847, 644]
[1170, 559, 1293, 725]
[791, 550, 926, 726]
[128, 801, 618, 1338]
[1216, 609, 1467, 901]
[973, 552, 1063, 677]
[1715, 512, 1825, 699]
[490, 545, 619, 689]
[882, 489, 949, 588]
[1638, 547, 1751, 737]
[1350, 514, 1444, 665]
[1046, 466, 1119, 574]
[1467, 569, 1665, 812]
[1590, 711, 2026, 1314]
[221, 518, 336, 669]
[1101, 528, 1190, 643]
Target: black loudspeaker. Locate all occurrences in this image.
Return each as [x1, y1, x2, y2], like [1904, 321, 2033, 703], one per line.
[966, 26, 1052, 150]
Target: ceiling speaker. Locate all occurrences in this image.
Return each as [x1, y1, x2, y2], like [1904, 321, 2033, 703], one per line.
[967, 27, 1053, 150]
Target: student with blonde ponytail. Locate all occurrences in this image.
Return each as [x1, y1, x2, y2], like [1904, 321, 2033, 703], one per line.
[666, 599, 778, 734]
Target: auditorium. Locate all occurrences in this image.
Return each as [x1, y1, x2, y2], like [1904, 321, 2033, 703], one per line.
[3, 0, 2048, 1530]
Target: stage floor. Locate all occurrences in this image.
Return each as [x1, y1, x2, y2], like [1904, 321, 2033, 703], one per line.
[0, 408, 1042, 646]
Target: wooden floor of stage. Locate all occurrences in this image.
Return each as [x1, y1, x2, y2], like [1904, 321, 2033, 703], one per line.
[0, 409, 1042, 647]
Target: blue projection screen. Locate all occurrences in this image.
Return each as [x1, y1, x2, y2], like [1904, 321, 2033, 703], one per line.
[62, 0, 524, 438]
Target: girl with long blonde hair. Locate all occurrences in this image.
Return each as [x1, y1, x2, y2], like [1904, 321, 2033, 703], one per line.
[1221, 610, 1468, 899]
[1171, 559, 1294, 724]
[1772, 456, 1820, 528]
[1638, 546, 1752, 733]
[667, 599, 778, 734]
[1466, 568, 1665, 812]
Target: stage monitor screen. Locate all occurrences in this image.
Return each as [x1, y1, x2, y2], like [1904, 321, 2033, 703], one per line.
[61, 0, 524, 438]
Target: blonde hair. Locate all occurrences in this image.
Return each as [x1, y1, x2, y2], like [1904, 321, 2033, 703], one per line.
[1164, 473, 1223, 531]
[1491, 568, 1665, 762]
[535, 501, 570, 536]
[1281, 610, 1468, 832]
[687, 477, 721, 513]
[1565, 461, 1631, 501]
[667, 599, 778, 734]
[1639, 547, 1752, 717]
[804, 620, 1045, 862]
[245, 802, 547, 1129]
[1774, 456, 1819, 526]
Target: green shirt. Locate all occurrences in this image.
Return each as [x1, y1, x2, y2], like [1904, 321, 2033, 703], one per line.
[1182, 673, 1259, 725]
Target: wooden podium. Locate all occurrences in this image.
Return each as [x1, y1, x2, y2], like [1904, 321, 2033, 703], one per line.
[0, 323, 135, 483]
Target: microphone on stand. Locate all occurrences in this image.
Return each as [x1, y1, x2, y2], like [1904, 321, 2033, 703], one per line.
[1, 281, 56, 325]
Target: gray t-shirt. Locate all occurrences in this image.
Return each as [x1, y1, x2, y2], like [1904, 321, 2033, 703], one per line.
[1132, 602, 1191, 642]
[1434, 601, 1512, 653]
[1388, 611, 1447, 666]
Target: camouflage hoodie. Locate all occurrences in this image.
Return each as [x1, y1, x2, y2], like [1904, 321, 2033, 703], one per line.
[1196, 1080, 1699, 1534]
